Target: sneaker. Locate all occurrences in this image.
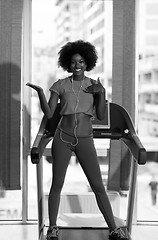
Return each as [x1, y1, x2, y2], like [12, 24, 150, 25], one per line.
[46, 225, 59, 240]
[109, 227, 132, 240]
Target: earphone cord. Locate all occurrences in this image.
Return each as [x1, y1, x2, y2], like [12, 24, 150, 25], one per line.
[60, 77, 84, 146]
[59, 100, 79, 147]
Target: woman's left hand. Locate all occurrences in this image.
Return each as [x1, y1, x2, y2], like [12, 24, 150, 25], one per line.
[84, 78, 105, 94]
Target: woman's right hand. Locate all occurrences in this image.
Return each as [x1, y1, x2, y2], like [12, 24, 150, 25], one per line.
[26, 82, 43, 93]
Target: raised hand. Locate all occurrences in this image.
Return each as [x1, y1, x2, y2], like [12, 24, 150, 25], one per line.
[26, 82, 43, 93]
[84, 77, 105, 94]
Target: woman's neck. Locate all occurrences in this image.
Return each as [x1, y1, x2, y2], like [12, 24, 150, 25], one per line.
[72, 74, 85, 81]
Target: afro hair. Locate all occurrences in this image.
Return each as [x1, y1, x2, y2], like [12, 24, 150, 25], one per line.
[58, 40, 98, 72]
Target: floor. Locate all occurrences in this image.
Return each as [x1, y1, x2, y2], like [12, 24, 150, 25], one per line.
[0, 222, 158, 240]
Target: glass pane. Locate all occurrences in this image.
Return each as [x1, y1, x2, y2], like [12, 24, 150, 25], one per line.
[31, 0, 114, 222]
[137, 0, 158, 222]
[137, 161, 158, 221]
[0, 189, 22, 220]
[30, 0, 158, 225]
[28, 156, 38, 220]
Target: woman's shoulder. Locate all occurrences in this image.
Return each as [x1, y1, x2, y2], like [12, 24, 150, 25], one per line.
[51, 77, 68, 85]
[56, 77, 70, 84]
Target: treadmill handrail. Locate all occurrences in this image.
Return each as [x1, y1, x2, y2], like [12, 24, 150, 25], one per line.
[30, 102, 146, 164]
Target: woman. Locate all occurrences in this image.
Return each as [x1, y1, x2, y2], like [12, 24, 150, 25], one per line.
[27, 40, 131, 240]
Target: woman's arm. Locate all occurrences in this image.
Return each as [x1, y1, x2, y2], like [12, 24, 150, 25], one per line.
[94, 87, 106, 120]
[26, 83, 58, 119]
[84, 78, 106, 120]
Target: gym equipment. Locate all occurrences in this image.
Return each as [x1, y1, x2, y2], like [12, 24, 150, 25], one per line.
[30, 101, 146, 239]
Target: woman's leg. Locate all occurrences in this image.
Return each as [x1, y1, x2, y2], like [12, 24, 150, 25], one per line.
[48, 129, 72, 226]
[75, 136, 116, 230]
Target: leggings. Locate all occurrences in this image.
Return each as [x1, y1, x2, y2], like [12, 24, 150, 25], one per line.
[48, 128, 116, 230]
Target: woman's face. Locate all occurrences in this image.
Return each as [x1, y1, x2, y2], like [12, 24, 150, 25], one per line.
[70, 53, 87, 76]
